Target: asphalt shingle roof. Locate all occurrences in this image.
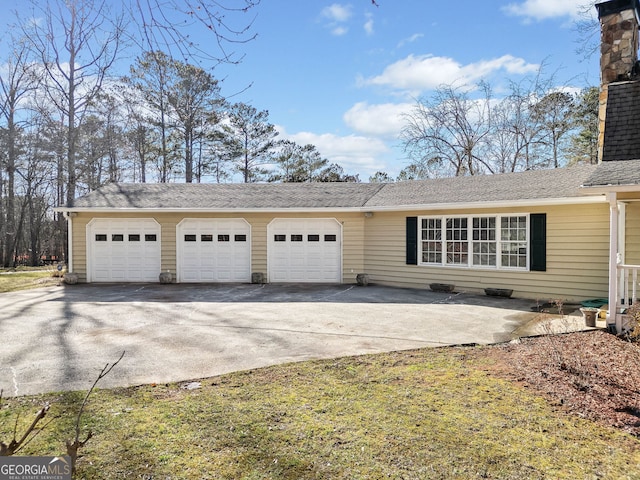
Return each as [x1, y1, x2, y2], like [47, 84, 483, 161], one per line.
[583, 159, 640, 186]
[67, 165, 601, 211]
[601, 81, 640, 162]
[362, 165, 598, 207]
[69, 182, 385, 209]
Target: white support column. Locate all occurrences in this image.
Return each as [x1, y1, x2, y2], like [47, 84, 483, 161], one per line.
[607, 192, 620, 331]
[65, 212, 74, 273]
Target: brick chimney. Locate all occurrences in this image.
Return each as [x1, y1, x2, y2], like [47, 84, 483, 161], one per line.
[596, 0, 640, 162]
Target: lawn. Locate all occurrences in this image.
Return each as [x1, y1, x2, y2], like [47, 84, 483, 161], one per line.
[2, 345, 639, 479]
[0, 268, 62, 293]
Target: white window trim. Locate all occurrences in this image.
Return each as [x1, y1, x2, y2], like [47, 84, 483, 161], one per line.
[418, 214, 530, 271]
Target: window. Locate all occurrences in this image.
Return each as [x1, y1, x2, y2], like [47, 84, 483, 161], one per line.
[274, 234, 286, 242]
[218, 234, 230, 242]
[291, 234, 303, 242]
[184, 234, 196, 242]
[128, 234, 140, 242]
[95, 234, 107, 242]
[145, 234, 157, 242]
[421, 218, 442, 263]
[235, 234, 247, 242]
[324, 234, 337, 242]
[501, 216, 527, 268]
[201, 234, 213, 242]
[112, 234, 124, 242]
[419, 215, 528, 270]
[308, 234, 320, 242]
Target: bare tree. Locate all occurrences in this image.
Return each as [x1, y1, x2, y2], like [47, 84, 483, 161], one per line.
[127, 0, 260, 65]
[401, 83, 494, 178]
[574, 1, 599, 61]
[20, 0, 126, 205]
[0, 38, 39, 267]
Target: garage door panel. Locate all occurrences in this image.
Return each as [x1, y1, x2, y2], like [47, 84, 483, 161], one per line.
[177, 219, 251, 283]
[88, 219, 161, 283]
[268, 219, 342, 283]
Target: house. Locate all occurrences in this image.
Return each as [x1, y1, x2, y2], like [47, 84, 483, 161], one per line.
[56, 0, 640, 333]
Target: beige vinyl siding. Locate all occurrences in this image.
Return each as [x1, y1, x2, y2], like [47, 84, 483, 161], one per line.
[71, 211, 365, 284]
[363, 204, 610, 302]
[625, 202, 640, 265]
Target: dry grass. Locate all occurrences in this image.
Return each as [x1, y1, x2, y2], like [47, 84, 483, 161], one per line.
[0, 269, 62, 293]
[1, 344, 639, 479]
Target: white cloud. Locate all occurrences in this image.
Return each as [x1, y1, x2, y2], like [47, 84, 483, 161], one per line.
[331, 26, 349, 36]
[364, 54, 539, 93]
[364, 13, 374, 36]
[277, 126, 390, 174]
[321, 4, 353, 22]
[503, 0, 588, 20]
[343, 102, 413, 138]
[397, 33, 424, 49]
[321, 4, 353, 35]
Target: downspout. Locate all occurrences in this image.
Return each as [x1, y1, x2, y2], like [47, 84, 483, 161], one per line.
[607, 192, 620, 332]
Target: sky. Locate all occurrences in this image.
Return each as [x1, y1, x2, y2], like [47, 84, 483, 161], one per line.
[213, 0, 600, 180]
[1, 0, 601, 181]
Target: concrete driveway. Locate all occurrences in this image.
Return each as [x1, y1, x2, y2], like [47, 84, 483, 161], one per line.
[0, 283, 581, 396]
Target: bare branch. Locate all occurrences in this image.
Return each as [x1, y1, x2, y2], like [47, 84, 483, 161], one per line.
[0, 402, 51, 456]
[66, 351, 125, 472]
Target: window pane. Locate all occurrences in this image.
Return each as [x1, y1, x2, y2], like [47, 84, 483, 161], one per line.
[274, 234, 286, 242]
[95, 234, 107, 242]
[291, 234, 303, 242]
[128, 234, 140, 242]
[184, 234, 196, 242]
[324, 234, 337, 242]
[235, 234, 247, 242]
[218, 234, 230, 242]
[308, 234, 320, 242]
[112, 234, 124, 242]
[145, 234, 157, 242]
[201, 234, 213, 242]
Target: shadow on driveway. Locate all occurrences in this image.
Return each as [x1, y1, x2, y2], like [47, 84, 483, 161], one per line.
[0, 283, 581, 396]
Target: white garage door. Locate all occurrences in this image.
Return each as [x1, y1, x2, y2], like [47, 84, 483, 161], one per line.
[268, 218, 342, 283]
[177, 219, 251, 283]
[88, 219, 161, 282]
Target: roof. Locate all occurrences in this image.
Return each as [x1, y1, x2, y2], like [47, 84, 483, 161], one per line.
[583, 159, 640, 187]
[596, 0, 640, 19]
[362, 165, 598, 208]
[63, 165, 604, 212]
[68, 182, 384, 210]
[601, 81, 640, 162]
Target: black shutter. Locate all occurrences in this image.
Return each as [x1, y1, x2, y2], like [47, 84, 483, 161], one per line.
[530, 213, 546, 272]
[406, 217, 418, 265]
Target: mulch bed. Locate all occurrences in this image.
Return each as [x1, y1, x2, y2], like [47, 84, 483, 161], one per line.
[482, 330, 640, 436]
